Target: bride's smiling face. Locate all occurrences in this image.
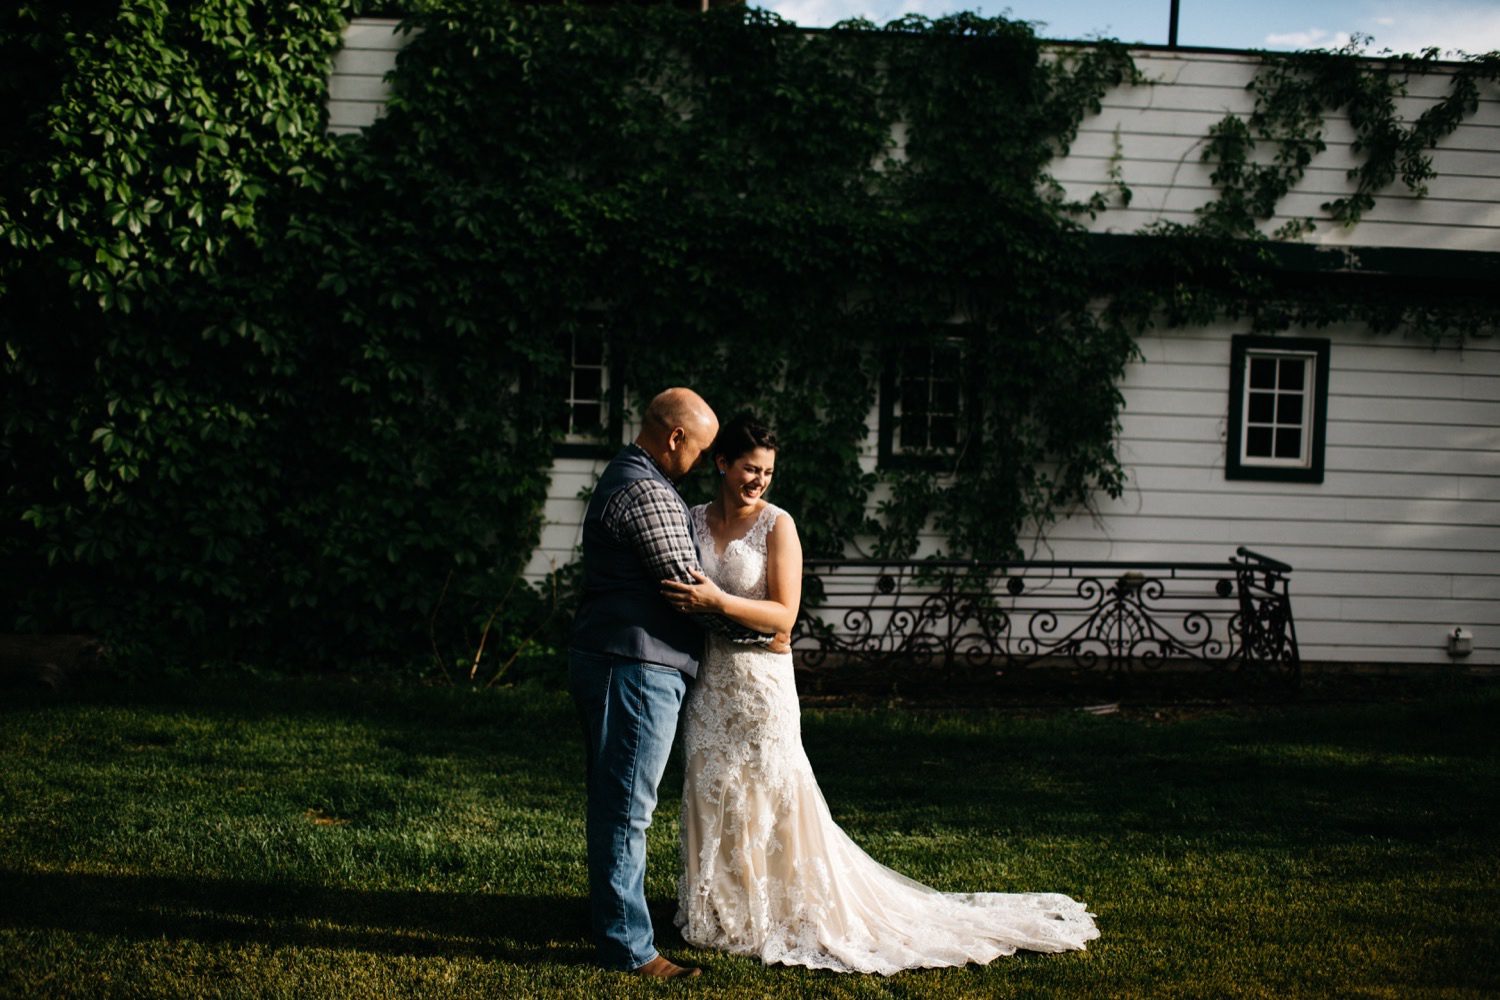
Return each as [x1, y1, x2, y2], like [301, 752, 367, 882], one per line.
[717, 447, 776, 509]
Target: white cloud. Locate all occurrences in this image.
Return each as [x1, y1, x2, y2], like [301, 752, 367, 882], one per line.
[1264, 27, 1353, 49]
[1363, 3, 1500, 56]
[763, 0, 874, 26]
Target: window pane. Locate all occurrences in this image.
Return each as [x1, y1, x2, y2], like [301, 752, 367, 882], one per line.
[1248, 392, 1275, 424]
[890, 338, 967, 456]
[931, 377, 961, 414]
[572, 402, 601, 432]
[573, 330, 604, 367]
[1276, 391, 1303, 424]
[1275, 427, 1302, 459]
[901, 378, 929, 419]
[1249, 357, 1277, 389]
[928, 416, 957, 449]
[1230, 340, 1327, 479]
[573, 366, 602, 401]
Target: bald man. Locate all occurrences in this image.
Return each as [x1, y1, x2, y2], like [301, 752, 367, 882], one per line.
[569, 388, 780, 978]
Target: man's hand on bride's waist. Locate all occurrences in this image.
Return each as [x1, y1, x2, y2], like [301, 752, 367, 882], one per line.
[661, 569, 724, 614]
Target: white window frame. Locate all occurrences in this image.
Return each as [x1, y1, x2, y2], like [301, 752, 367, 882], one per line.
[891, 335, 967, 456]
[1238, 349, 1316, 470]
[557, 323, 610, 445]
[1226, 334, 1329, 485]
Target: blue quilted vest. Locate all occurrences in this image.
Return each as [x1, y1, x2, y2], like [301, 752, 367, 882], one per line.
[569, 445, 703, 676]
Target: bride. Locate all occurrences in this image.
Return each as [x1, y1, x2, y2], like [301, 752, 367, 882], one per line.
[659, 414, 1100, 975]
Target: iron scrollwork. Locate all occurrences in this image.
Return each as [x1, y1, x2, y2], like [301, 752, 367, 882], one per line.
[792, 547, 1300, 684]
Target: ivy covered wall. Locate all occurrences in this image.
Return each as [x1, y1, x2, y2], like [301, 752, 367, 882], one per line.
[2, 1, 1494, 671]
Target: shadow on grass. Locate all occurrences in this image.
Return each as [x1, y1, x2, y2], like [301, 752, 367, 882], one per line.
[0, 868, 596, 965]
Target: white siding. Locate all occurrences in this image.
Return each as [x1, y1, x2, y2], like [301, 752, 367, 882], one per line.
[842, 328, 1500, 666]
[330, 28, 1500, 251]
[1047, 325, 1500, 666]
[329, 22, 1500, 667]
[1058, 49, 1500, 251]
[526, 456, 611, 582]
[326, 18, 403, 134]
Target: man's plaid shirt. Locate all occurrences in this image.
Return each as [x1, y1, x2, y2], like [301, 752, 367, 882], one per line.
[601, 467, 773, 645]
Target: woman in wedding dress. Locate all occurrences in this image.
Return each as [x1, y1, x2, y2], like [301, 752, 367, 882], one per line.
[659, 414, 1099, 975]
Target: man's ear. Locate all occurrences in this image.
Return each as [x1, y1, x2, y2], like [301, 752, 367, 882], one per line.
[667, 427, 686, 452]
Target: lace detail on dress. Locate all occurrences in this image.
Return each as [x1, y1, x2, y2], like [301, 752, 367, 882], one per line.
[675, 502, 1099, 974]
[691, 502, 782, 602]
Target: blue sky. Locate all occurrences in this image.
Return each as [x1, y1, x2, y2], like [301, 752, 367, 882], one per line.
[758, 0, 1500, 54]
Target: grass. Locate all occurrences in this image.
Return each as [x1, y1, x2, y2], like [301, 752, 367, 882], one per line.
[1, 673, 1497, 999]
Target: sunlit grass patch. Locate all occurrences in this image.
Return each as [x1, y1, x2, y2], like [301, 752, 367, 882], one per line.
[1, 676, 1496, 999]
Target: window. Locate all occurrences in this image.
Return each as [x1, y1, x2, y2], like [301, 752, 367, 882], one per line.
[879, 333, 972, 468]
[553, 319, 621, 457]
[1226, 335, 1329, 483]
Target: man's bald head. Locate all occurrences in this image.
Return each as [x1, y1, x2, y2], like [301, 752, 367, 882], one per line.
[637, 388, 719, 482]
[646, 388, 715, 437]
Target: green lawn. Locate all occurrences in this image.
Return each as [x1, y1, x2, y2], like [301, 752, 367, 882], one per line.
[1, 674, 1496, 999]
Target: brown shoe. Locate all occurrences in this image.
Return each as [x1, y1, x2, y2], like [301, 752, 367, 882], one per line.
[631, 955, 702, 979]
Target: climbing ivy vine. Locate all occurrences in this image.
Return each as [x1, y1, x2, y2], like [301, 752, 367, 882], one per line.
[1196, 40, 1500, 237]
[1, 2, 1494, 672]
[1142, 39, 1500, 337]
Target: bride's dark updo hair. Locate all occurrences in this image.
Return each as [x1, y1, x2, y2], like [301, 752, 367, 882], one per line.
[712, 413, 778, 464]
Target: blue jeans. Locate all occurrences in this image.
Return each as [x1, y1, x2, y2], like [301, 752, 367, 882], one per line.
[569, 649, 687, 970]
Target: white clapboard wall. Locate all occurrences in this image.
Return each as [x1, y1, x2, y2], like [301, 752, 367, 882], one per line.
[328, 25, 1500, 251]
[326, 19, 404, 134]
[1016, 325, 1499, 667]
[1060, 48, 1500, 250]
[328, 21, 1500, 666]
[845, 322, 1500, 667]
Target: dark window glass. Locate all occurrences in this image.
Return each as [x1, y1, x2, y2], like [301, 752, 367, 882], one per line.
[573, 366, 602, 401]
[577, 333, 603, 367]
[929, 416, 957, 449]
[572, 401, 601, 431]
[902, 378, 929, 417]
[1278, 358, 1304, 391]
[893, 338, 966, 454]
[1276, 392, 1303, 424]
[1249, 357, 1277, 389]
[1275, 427, 1302, 459]
[1246, 426, 1273, 457]
[932, 377, 961, 413]
[1248, 392, 1275, 423]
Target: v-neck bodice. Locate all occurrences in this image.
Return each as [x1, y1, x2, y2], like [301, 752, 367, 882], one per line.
[690, 503, 783, 601]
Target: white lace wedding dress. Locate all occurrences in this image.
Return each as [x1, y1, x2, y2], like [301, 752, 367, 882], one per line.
[674, 502, 1099, 974]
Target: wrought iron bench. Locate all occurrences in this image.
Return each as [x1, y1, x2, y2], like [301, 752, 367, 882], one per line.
[791, 547, 1300, 686]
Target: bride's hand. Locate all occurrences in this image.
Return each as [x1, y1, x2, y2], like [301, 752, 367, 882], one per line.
[661, 570, 724, 614]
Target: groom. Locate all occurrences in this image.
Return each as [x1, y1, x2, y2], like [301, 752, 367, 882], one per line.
[569, 387, 782, 978]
